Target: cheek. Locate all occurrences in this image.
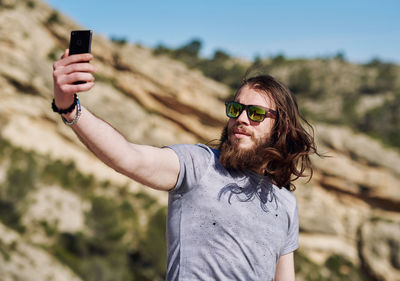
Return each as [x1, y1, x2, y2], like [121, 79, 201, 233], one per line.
[256, 121, 274, 140]
[227, 119, 236, 132]
[228, 117, 238, 125]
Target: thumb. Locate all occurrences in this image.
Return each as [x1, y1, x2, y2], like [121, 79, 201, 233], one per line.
[61, 49, 69, 59]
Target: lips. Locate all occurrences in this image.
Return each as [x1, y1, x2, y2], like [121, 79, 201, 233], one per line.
[233, 129, 250, 136]
[230, 126, 252, 138]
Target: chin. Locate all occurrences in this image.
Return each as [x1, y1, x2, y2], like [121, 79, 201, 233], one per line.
[238, 143, 255, 151]
[231, 138, 255, 151]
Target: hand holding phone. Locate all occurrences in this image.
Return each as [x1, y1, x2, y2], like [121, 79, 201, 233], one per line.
[69, 30, 92, 84]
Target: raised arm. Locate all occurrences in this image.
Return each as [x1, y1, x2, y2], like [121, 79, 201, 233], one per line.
[274, 252, 295, 281]
[52, 50, 180, 191]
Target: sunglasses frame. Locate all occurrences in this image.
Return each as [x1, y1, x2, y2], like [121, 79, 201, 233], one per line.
[225, 101, 276, 122]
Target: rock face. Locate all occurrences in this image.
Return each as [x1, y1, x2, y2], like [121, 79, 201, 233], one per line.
[0, 0, 399, 280]
[295, 124, 400, 280]
[0, 223, 83, 281]
[21, 186, 90, 245]
[360, 219, 400, 281]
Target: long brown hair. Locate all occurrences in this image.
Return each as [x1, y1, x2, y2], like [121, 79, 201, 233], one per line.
[219, 74, 318, 191]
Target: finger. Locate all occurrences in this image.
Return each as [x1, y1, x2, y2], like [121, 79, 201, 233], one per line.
[62, 63, 97, 75]
[68, 53, 93, 64]
[63, 72, 95, 85]
[54, 72, 95, 89]
[61, 82, 95, 94]
[54, 53, 93, 69]
[53, 65, 96, 88]
[61, 49, 69, 59]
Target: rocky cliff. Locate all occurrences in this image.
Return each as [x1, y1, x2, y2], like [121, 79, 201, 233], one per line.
[0, 0, 399, 280]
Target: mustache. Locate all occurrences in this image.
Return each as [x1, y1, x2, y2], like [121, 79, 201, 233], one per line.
[228, 125, 253, 137]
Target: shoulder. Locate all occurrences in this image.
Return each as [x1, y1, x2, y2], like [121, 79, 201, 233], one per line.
[167, 144, 219, 193]
[273, 185, 298, 213]
[168, 143, 218, 162]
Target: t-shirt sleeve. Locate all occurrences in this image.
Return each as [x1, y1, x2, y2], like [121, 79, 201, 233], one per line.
[281, 202, 299, 256]
[167, 143, 215, 194]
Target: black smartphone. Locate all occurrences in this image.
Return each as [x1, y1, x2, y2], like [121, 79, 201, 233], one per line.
[69, 30, 92, 55]
[69, 30, 92, 84]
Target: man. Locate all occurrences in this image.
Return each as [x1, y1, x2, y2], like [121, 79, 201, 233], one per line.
[52, 50, 317, 281]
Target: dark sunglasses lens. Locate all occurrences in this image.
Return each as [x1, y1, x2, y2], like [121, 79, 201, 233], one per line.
[247, 106, 266, 122]
[226, 102, 242, 118]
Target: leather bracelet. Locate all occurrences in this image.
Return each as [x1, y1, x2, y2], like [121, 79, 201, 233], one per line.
[52, 94, 77, 114]
[61, 96, 81, 126]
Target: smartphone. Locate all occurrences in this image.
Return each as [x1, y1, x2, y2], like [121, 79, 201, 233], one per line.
[69, 30, 92, 84]
[69, 30, 92, 55]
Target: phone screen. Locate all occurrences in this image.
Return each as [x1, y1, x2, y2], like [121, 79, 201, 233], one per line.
[69, 30, 92, 55]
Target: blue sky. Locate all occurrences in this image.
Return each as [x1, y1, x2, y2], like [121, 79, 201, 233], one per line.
[46, 0, 400, 64]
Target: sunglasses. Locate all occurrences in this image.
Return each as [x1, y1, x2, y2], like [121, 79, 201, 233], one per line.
[225, 101, 276, 122]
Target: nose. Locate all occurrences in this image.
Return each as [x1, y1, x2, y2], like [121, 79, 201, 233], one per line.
[236, 108, 250, 124]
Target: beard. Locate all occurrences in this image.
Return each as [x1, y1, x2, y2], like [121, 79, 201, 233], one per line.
[218, 124, 268, 174]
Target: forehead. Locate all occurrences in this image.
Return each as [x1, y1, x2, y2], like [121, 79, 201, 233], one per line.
[235, 85, 275, 108]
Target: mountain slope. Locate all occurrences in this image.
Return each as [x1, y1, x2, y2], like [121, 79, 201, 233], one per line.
[0, 0, 399, 280]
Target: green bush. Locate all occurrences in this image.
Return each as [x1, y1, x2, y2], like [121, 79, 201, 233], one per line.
[42, 159, 95, 194]
[153, 43, 172, 56]
[87, 196, 127, 252]
[26, 1, 35, 8]
[0, 142, 37, 233]
[53, 196, 139, 281]
[357, 91, 400, 147]
[295, 252, 372, 281]
[174, 39, 202, 59]
[93, 73, 116, 86]
[213, 49, 230, 61]
[0, 137, 168, 280]
[375, 63, 397, 92]
[153, 38, 247, 91]
[0, 201, 26, 233]
[133, 190, 157, 210]
[111, 36, 128, 45]
[340, 92, 360, 125]
[334, 51, 346, 62]
[0, 0, 15, 9]
[47, 47, 63, 61]
[5, 150, 37, 201]
[324, 254, 371, 281]
[289, 67, 313, 95]
[363, 58, 398, 93]
[47, 11, 61, 24]
[294, 251, 325, 281]
[271, 53, 286, 65]
[131, 206, 167, 281]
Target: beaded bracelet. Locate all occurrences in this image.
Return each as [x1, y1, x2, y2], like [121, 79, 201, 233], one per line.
[61, 96, 81, 126]
[52, 94, 77, 114]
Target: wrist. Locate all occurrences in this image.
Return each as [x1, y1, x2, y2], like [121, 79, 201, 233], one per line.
[54, 92, 75, 110]
[61, 107, 78, 122]
[52, 94, 77, 114]
[52, 94, 82, 126]
[61, 97, 81, 126]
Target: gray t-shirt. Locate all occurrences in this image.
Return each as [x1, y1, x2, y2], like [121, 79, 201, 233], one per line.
[166, 144, 299, 281]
